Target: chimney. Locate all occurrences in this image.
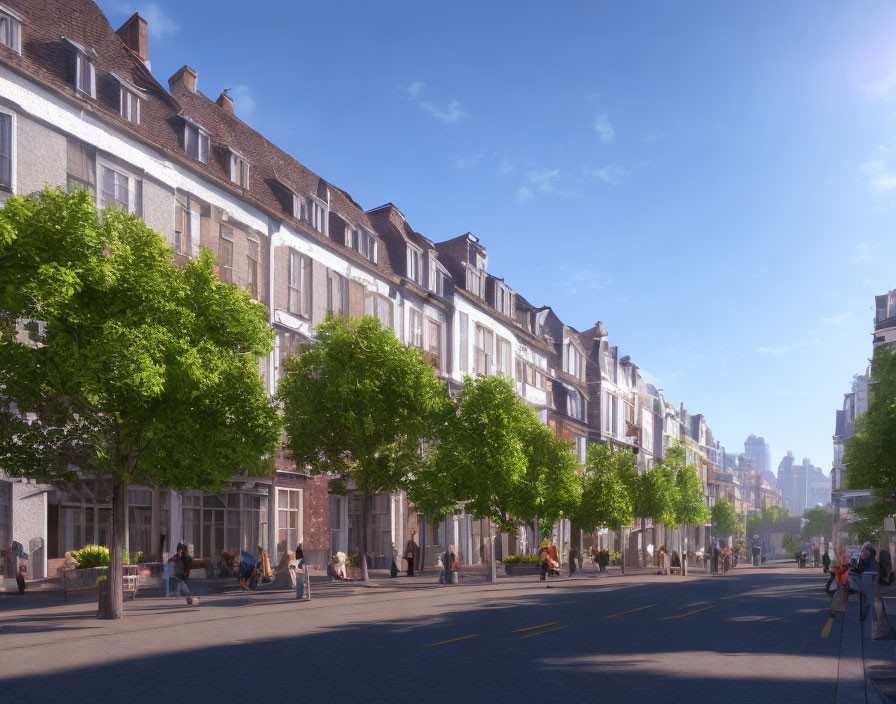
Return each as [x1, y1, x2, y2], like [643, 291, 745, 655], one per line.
[216, 91, 234, 114]
[168, 65, 198, 93]
[116, 13, 149, 66]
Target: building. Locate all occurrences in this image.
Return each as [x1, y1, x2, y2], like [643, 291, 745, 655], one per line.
[744, 435, 772, 476]
[777, 452, 830, 517]
[831, 370, 872, 545]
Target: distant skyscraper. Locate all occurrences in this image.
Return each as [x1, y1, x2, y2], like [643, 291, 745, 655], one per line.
[744, 435, 771, 476]
[777, 451, 830, 515]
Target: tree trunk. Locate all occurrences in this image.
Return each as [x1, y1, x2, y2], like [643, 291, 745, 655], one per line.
[103, 476, 127, 620]
[360, 492, 370, 584]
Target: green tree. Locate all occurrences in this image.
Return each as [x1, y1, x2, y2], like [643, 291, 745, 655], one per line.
[639, 461, 679, 527]
[845, 346, 896, 526]
[711, 498, 738, 538]
[0, 189, 279, 619]
[278, 314, 450, 583]
[573, 443, 635, 533]
[781, 535, 801, 556]
[801, 506, 832, 542]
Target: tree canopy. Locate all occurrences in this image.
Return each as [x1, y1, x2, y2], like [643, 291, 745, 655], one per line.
[0, 188, 279, 617]
[801, 506, 832, 542]
[711, 498, 739, 538]
[639, 461, 679, 527]
[278, 313, 450, 581]
[573, 442, 635, 532]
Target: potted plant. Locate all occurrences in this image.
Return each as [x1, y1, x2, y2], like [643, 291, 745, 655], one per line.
[502, 554, 541, 576]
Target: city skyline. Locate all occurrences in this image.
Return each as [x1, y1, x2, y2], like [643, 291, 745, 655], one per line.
[92, 0, 896, 470]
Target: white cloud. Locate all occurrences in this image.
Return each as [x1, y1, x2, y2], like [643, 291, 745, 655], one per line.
[515, 186, 534, 203]
[560, 268, 613, 295]
[756, 345, 790, 355]
[528, 168, 560, 194]
[860, 155, 896, 193]
[455, 154, 483, 170]
[405, 81, 426, 98]
[584, 165, 627, 185]
[116, 2, 178, 39]
[499, 156, 513, 175]
[593, 112, 615, 144]
[419, 99, 466, 125]
[229, 85, 256, 118]
[820, 312, 852, 326]
[643, 132, 664, 143]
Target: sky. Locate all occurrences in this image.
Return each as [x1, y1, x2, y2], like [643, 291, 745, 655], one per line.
[97, 0, 896, 475]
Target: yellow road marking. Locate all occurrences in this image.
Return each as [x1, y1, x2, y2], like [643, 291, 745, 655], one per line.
[514, 621, 558, 632]
[684, 601, 710, 607]
[519, 625, 570, 639]
[602, 604, 656, 619]
[661, 605, 716, 621]
[821, 617, 834, 638]
[421, 634, 479, 648]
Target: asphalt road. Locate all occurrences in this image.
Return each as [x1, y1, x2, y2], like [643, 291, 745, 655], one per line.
[0, 562, 842, 703]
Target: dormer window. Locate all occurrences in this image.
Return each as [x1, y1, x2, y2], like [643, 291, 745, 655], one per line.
[346, 225, 377, 263]
[0, 6, 22, 54]
[428, 257, 445, 296]
[76, 52, 95, 97]
[229, 150, 249, 188]
[407, 245, 422, 284]
[181, 116, 209, 163]
[119, 87, 140, 123]
[466, 266, 483, 297]
[494, 283, 514, 317]
[291, 192, 303, 219]
[566, 342, 584, 380]
[308, 198, 325, 233]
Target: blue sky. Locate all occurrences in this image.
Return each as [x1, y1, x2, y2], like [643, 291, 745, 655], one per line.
[98, 0, 896, 475]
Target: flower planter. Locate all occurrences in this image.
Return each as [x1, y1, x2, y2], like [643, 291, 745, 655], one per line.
[503, 564, 541, 577]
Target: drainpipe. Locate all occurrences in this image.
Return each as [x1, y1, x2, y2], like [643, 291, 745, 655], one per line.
[267, 221, 277, 393]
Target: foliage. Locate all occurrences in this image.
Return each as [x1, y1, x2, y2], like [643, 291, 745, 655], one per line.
[639, 462, 679, 526]
[711, 498, 738, 537]
[121, 550, 144, 566]
[72, 545, 110, 569]
[673, 460, 710, 526]
[346, 552, 360, 568]
[781, 535, 801, 555]
[594, 548, 620, 565]
[573, 443, 635, 532]
[279, 314, 450, 581]
[519, 417, 582, 530]
[428, 376, 540, 532]
[845, 345, 896, 522]
[746, 506, 796, 537]
[801, 506, 833, 541]
[502, 554, 540, 566]
[0, 189, 279, 617]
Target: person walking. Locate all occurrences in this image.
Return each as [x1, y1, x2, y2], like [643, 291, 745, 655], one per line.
[822, 550, 831, 574]
[751, 535, 761, 567]
[446, 545, 460, 585]
[170, 543, 196, 605]
[292, 546, 310, 601]
[404, 532, 420, 577]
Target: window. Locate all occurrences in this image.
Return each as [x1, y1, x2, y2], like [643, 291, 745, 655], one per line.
[66, 140, 96, 194]
[0, 110, 12, 191]
[100, 165, 140, 214]
[174, 193, 198, 256]
[426, 319, 443, 371]
[218, 225, 233, 283]
[291, 193, 304, 220]
[467, 267, 482, 297]
[119, 88, 140, 124]
[288, 250, 311, 317]
[364, 291, 393, 329]
[184, 121, 209, 163]
[407, 246, 421, 283]
[127, 488, 152, 559]
[327, 269, 346, 317]
[247, 239, 259, 299]
[409, 308, 423, 348]
[277, 489, 302, 562]
[76, 52, 95, 97]
[0, 8, 21, 54]
[230, 152, 249, 188]
[310, 200, 325, 233]
[474, 325, 494, 376]
[495, 284, 513, 316]
[347, 226, 377, 263]
[567, 389, 584, 421]
[428, 258, 445, 296]
[496, 337, 512, 376]
[566, 343, 583, 379]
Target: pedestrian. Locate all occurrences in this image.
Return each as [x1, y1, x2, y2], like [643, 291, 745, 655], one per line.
[170, 543, 196, 605]
[446, 544, 460, 585]
[292, 546, 310, 601]
[569, 547, 578, 576]
[751, 535, 761, 567]
[404, 532, 419, 577]
[822, 551, 831, 574]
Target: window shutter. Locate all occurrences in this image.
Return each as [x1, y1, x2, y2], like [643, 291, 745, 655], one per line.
[0, 113, 11, 189]
[189, 208, 200, 257]
[459, 312, 469, 374]
[89, 62, 96, 97]
[302, 256, 312, 316]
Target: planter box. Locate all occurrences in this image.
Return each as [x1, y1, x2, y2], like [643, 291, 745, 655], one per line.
[503, 564, 540, 576]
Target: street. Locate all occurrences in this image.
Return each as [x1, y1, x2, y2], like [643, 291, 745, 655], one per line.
[0, 562, 845, 703]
